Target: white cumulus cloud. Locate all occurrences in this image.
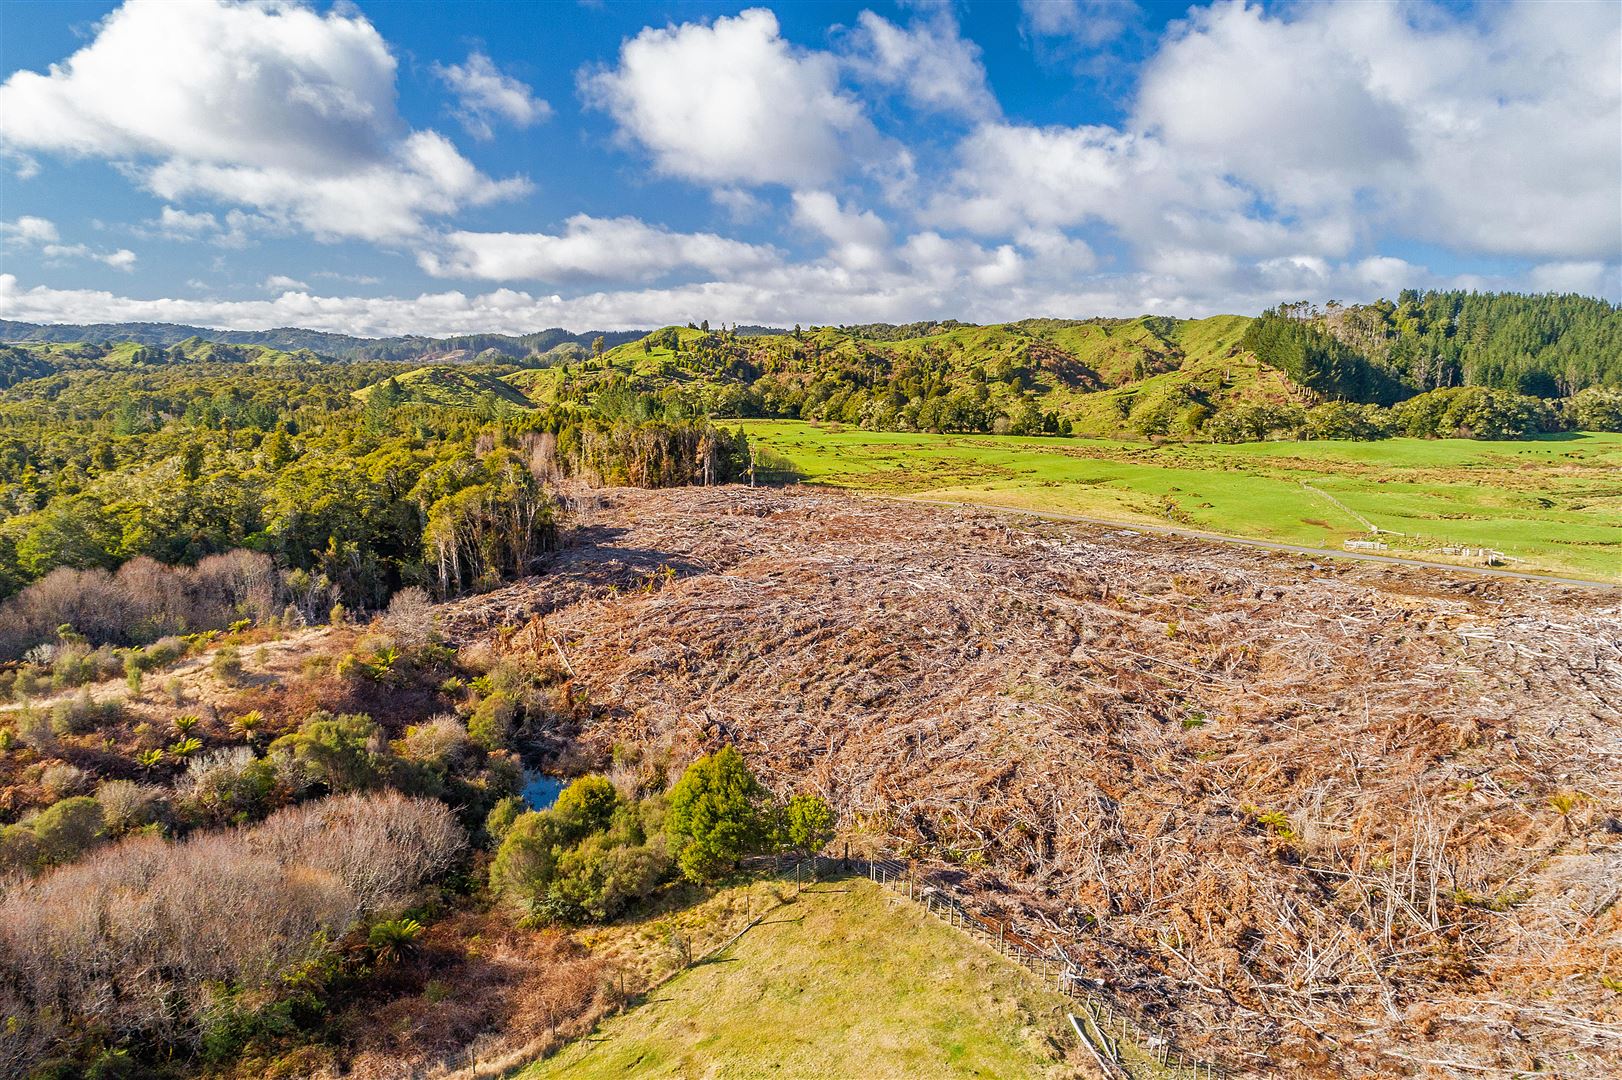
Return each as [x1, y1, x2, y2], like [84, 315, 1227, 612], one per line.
[36, 243, 136, 270]
[418, 215, 781, 283]
[791, 191, 892, 272]
[433, 52, 551, 140]
[846, 10, 999, 120]
[0, 0, 527, 242]
[1, 216, 60, 244]
[582, 8, 888, 188]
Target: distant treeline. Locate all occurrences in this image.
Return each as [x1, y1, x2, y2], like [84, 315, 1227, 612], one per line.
[1243, 291, 1621, 404]
[1201, 385, 1621, 443]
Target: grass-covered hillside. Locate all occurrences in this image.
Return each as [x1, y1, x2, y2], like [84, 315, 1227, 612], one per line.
[502, 314, 1293, 437]
[352, 365, 536, 412]
[525, 876, 1083, 1079]
[741, 421, 1622, 581]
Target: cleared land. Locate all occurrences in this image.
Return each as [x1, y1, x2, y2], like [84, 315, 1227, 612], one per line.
[443, 486, 1622, 1078]
[524, 877, 1083, 1080]
[740, 421, 1622, 582]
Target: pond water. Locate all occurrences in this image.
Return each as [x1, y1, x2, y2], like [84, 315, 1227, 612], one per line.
[521, 772, 566, 810]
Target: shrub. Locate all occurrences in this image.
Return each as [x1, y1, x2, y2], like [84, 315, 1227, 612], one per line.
[177, 747, 273, 825]
[1207, 402, 1307, 443]
[249, 791, 465, 912]
[1393, 386, 1560, 439]
[269, 712, 385, 793]
[552, 775, 619, 844]
[40, 762, 90, 799]
[1569, 386, 1622, 432]
[30, 795, 107, 864]
[382, 587, 437, 649]
[0, 792, 462, 1074]
[467, 690, 517, 751]
[0, 823, 43, 875]
[490, 810, 567, 905]
[96, 779, 165, 834]
[210, 645, 244, 684]
[0, 550, 281, 663]
[484, 795, 524, 845]
[50, 690, 118, 736]
[550, 834, 670, 922]
[1305, 401, 1392, 441]
[14, 709, 55, 752]
[399, 714, 471, 768]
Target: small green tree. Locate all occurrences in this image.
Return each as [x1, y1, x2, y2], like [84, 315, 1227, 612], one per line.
[489, 810, 567, 904]
[665, 745, 768, 883]
[484, 795, 524, 846]
[552, 775, 619, 843]
[781, 793, 836, 857]
[269, 712, 383, 791]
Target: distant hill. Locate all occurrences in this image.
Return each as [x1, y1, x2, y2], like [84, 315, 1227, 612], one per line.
[353, 365, 536, 412]
[0, 335, 329, 377]
[504, 314, 1282, 436]
[0, 320, 642, 362]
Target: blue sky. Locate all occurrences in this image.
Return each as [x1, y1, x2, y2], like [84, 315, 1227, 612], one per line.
[0, 0, 1617, 335]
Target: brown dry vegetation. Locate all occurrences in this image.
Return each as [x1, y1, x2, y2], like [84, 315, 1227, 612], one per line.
[442, 485, 1622, 1078]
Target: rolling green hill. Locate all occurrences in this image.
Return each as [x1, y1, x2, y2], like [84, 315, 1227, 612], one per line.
[501, 314, 1292, 436]
[3, 335, 325, 372]
[353, 365, 536, 412]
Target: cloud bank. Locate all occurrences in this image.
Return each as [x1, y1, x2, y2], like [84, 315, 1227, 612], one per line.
[1, 0, 1616, 335]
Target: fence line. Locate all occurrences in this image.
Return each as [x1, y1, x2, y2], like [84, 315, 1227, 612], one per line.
[844, 856, 1239, 1080]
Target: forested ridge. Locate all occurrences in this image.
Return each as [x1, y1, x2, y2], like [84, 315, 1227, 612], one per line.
[1243, 291, 1620, 402]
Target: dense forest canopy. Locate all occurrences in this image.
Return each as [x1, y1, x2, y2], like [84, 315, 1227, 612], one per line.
[1244, 291, 1621, 402]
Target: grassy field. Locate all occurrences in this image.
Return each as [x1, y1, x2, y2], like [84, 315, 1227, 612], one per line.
[741, 421, 1622, 582]
[522, 877, 1082, 1079]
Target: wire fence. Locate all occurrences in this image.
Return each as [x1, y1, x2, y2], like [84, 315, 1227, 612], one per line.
[838, 856, 1241, 1080]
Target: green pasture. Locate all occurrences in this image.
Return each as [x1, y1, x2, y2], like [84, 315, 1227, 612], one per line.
[522, 877, 1080, 1079]
[740, 421, 1622, 582]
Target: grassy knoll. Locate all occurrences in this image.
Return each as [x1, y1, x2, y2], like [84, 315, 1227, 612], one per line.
[354, 365, 535, 410]
[523, 877, 1081, 1079]
[741, 421, 1622, 581]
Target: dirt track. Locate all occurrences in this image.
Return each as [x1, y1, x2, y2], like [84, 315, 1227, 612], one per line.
[442, 485, 1622, 1078]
